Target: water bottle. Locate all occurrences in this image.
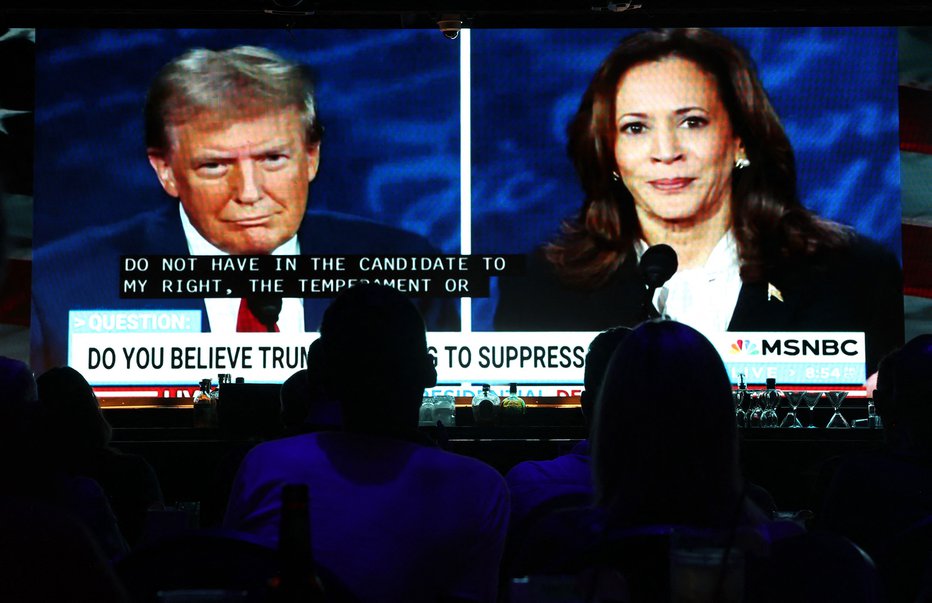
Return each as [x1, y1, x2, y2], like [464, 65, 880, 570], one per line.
[471, 384, 500, 425]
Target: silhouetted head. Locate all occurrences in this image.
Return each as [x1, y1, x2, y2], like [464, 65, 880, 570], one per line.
[0, 358, 53, 491]
[592, 320, 742, 528]
[0, 356, 39, 445]
[580, 326, 632, 427]
[316, 284, 436, 430]
[36, 366, 112, 454]
[874, 335, 932, 452]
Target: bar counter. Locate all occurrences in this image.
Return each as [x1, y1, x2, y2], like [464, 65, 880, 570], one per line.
[103, 399, 885, 515]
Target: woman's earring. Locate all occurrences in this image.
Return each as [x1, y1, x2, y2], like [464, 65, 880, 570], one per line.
[611, 171, 622, 182]
[734, 155, 750, 170]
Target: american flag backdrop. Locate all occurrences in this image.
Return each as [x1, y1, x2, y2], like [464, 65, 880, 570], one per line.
[900, 27, 932, 340]
[0, 28, 33, 362]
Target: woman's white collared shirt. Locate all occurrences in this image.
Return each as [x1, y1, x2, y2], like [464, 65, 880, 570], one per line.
[635, 231, 743, 342]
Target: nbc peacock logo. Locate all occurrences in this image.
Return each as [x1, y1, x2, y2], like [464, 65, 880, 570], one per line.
[730, 339, 760, 355]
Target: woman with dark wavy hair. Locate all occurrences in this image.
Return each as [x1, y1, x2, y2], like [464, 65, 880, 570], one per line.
[494, 28, 902, 373]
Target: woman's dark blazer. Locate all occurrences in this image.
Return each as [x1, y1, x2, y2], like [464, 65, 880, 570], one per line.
[494, 234, 903, 373]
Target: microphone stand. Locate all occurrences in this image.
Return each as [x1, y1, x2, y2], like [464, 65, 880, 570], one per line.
[642, 284, 662, 321]
[638, 244, 678, 323]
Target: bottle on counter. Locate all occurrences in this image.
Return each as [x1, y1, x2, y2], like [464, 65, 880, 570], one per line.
[759, 377, 783, 428]
[867, 400, 883, 429]
[733, 373, 749, 428]
[501, 383, 527, 421]
[471, 384, 501, 425]
[192, 378, 218, 429]
[418, 396, 436, 427]
[267, 484, 326, 602]
[853, 399, 884, 429]
[215, 374, 231, 425]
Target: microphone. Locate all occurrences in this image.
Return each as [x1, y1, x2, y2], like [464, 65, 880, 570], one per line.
[246, 295, 283, 332]
[639, 244, 678, 288]
[638, 244, 678, 320]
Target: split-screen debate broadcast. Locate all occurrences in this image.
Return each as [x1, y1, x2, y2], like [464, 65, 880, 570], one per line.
[0, 27, 929, 394]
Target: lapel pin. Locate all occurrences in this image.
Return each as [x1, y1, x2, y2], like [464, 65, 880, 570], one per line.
[767, 283, 784, 302]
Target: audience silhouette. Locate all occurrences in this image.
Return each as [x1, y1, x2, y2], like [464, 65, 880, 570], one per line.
[820, 334, 932, 600]
[0, 358, 127, 557]
[501, 328, 631, 579]
[505, 327, 631, 530]
[592, 320, 768, 529]
[224, 284, 509, 603]
[202, 363, 343, 529]
[499, 320, 886, 602]
[0, 356, 129, 600]
[36, 365, 164, 546]
[0, 496, 130, 602]
[501, 322, 792, 595]
[280, 348, 341, 437]
[7, 286, 913, 602]
[279, 368, 314, 435]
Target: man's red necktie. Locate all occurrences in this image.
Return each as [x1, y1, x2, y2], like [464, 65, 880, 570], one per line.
[236, 297, 280, 332]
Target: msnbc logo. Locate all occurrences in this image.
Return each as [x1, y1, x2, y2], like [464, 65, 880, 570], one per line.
[730, 339, 760, 355]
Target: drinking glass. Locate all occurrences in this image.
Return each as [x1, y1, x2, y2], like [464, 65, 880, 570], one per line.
[418, 396, 435, 427]
[747, 392, 763, 428]
[780, 392, 804, 428]
[825, 391, 849, 429]
[803, 392, 822, 429]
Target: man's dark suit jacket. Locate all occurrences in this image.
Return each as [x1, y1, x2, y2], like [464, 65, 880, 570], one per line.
[31, 205, 458, 374]
[494, 235, 903, 373]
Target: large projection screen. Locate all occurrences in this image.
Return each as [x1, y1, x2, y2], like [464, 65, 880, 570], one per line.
[13, 26, 915, 395]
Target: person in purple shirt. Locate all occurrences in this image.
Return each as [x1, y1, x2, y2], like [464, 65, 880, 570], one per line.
[505, 327, 631, 534]
[224, 284, 509, 603]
